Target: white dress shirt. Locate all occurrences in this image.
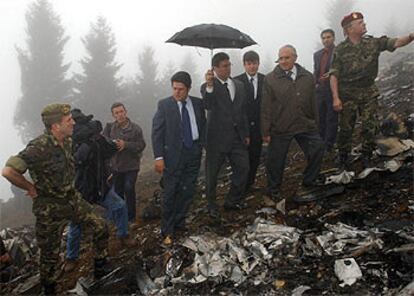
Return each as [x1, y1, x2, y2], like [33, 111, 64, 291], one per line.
[206, 76, 236, 101]
[285, 65, 297, 81]
[177, 97, 199, 141]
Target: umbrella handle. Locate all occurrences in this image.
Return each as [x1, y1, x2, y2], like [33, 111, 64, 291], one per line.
[210, 49, 213, 70]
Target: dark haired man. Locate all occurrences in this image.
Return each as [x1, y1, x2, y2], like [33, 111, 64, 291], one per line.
[235, 51, 265, 193]
[65, 109, 136, 272]
[103, 103, 146, 223]
[152, 71, 206, 245]
[201, 52, 250, 219]
[313, 29, 338, 152]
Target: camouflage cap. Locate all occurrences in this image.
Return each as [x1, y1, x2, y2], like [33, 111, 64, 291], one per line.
[41, 103, 71, 126]
[341, 12, 364, 28]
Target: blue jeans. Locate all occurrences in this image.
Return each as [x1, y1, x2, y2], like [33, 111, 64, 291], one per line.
[66, 187, 128, 260]
[113, 170, 138, 222]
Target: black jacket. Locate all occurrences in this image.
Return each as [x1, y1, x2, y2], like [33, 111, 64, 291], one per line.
[234, 72, 265, 136]
[73, 119, 117, 203]
[201, 78, 249, 152]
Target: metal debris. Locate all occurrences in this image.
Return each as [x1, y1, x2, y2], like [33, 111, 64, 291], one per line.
[334, 258, 362, 287]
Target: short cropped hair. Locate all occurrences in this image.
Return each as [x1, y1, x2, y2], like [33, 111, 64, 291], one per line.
[321, 29, 335, 38]
[171, 71, 192, 88]
[111, 102, 126, 112]
[279, 44, 297, 57]
[212, 52, 230, 67]
[243, 50, 260, 63]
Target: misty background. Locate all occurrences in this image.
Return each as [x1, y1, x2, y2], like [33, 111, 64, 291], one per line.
[0, 0, 412, 216]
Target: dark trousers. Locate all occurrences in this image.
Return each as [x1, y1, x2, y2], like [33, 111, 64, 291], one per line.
[266, 131, 325, 192]
[246, 128, 263, 188]
[206, 135, 249, 211]
[161, 143, 202, 236]
[316, 88, 338, 149]
[113, 170, 138, 222]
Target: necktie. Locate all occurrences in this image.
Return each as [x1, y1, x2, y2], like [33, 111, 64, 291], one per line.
[286, 71, 293, 80]
[223, 82, 231, 100]
[249, 77, 255, 99]
[181, 101, 193, 149]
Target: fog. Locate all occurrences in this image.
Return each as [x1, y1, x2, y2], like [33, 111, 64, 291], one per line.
[0, 0, 413, 201]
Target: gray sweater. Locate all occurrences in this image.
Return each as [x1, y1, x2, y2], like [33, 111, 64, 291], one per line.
[103, 119, 146, 173]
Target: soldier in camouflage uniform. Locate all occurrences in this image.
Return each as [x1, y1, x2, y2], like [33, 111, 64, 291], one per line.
[329, 12, 414, 169]
[2, 104, 110, 295]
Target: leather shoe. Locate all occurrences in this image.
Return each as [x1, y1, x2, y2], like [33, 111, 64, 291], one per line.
[208, 208, 220, 219]
[119, 235, 138, 248]
[162, 235, 173, 246]
[266, 189, 281, 201]
[64, 259, 78, 273]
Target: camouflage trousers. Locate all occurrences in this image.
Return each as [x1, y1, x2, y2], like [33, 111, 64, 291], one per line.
[33, 192, 108, 286]
[337, 87, 379, 156]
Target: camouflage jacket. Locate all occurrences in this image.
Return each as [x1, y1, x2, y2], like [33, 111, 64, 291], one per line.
[330, 35, 396, 92]
[6, 132, 77, 207]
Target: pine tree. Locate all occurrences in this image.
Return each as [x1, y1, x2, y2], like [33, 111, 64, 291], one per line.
[74, 16, 122, 123]
[159, 61, 177, 98]
[15, 0, 71, 142]
[133, 46, 160, 153]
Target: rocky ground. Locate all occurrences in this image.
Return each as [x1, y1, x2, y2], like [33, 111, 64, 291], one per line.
[0, 51, 413, 295]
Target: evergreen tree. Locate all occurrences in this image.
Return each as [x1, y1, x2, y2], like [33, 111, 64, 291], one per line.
[15, 0, 71, 142]
[158, 61, 176, 98]
[74, 16, 122, 123]
[133, 46, 160, 153]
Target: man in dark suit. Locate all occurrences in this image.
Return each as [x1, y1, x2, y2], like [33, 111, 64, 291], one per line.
[201, 52, 250, 219]
[152, 71, 206, 245]
[313, 29, 338, 151]
[235, 51, 265, 193]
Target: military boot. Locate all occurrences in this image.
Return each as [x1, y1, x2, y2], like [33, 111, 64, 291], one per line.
[41, 281, 56, 295]
[337, 153, 351, 171]
[361, 152, 373, 169]
[119, 235, 138, 248]
[94, 257, 112, 279]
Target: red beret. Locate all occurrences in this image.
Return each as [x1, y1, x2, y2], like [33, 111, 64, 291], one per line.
[341, 12, 364, 28]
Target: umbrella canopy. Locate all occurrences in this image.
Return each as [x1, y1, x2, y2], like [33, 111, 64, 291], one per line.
[166, 23, 257, 50]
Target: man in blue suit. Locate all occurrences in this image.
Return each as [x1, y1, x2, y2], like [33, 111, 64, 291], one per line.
[152, 71, 206, 245]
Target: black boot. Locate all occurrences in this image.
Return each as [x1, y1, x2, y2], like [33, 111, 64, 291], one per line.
[361, 152, 373, 169]
[337, 153, 350, 171]
[94, 257, 112, 279]
[41, 281, 56, 295]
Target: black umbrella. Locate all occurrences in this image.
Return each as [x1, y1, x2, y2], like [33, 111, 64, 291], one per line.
[166, 23, 257, 56]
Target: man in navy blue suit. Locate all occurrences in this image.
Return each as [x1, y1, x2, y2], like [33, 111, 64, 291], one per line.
[152, 71, 206, 245]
